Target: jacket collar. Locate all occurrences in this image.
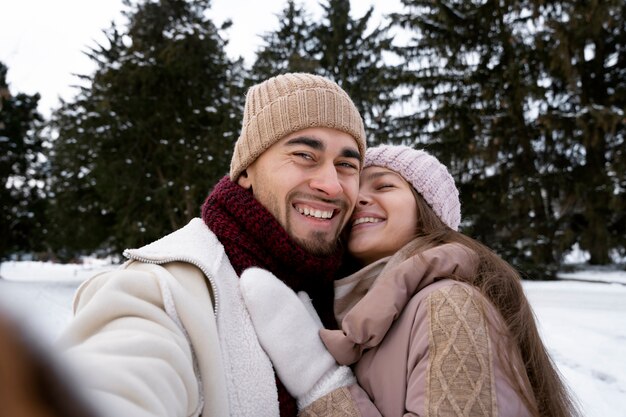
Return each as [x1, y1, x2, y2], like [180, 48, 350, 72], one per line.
[123, 218, 225, 280]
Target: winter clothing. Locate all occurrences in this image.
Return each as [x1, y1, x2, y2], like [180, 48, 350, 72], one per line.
[58, 218, 256, 416]
[57, 177, 343, 417]
[239, 268, 379, 417]
[58, 69, 367, 416]
[234, 142, 531, 416]
[321, 243, 534, 417]
[230, 73, 366, 180]
[363, 145, 461, 230]
[240, 268, 356, 410]
[202, 176, 342, 415]
[202, 176, 340, 330]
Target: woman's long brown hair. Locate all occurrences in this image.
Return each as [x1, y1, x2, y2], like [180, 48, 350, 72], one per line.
[399, 190, 580, 417]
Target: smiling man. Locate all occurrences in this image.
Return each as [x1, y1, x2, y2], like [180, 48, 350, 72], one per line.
[58, 73, 366, 417]
[238, 128, 361, 256]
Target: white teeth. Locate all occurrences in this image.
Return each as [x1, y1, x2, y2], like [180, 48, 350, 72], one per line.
[353, 217, 382, 226]
[296, 206, 333, 219]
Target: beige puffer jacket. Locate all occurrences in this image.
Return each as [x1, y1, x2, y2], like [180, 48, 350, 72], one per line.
[319, 243, 535, 417]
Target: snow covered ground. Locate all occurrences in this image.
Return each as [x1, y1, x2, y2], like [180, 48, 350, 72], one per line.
[1, 260, 625, 416]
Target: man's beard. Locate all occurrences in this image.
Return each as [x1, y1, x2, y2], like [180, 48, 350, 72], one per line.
[294, 230, 339, 256]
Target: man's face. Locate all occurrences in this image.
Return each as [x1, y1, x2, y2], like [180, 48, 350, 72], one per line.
[238, 127, 361, 256]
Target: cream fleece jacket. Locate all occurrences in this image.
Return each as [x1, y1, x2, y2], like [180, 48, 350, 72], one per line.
[57, 218, 280, 417]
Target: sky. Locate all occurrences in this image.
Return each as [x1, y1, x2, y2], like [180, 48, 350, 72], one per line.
[1, 260, 625, 417]
[0, 0, 403, 117]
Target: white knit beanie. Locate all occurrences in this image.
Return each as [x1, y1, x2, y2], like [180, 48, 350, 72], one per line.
[229, 73, 366, 180]
[364, 144, 461, 230]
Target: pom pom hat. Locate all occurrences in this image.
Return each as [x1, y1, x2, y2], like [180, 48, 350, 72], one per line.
[230, 73, 366, 180]
[364, 145, 461, 230]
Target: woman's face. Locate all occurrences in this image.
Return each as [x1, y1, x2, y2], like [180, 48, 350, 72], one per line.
[347, 166, 418, 266]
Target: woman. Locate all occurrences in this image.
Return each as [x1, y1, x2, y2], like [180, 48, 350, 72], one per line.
[241, 145, 579, 417]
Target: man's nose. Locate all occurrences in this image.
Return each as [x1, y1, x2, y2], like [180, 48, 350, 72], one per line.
[309, 164, 342, 197]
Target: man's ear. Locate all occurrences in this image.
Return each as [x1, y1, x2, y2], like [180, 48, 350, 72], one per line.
[237, 170, 252, 189]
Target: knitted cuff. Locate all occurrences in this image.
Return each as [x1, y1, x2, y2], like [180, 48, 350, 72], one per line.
[297, 365, 356, 410]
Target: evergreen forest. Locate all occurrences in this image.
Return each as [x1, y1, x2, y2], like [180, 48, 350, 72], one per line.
[2, 0, 625, 278]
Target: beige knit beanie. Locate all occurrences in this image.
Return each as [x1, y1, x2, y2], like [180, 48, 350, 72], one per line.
[229, 73, 366, 180]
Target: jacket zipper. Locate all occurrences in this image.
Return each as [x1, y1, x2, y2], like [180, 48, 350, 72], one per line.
[122, 250, 220, 316]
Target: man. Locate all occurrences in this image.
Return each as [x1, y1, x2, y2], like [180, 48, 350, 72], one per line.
[57, 73, 367, 417]
[0, 311, 99, 417]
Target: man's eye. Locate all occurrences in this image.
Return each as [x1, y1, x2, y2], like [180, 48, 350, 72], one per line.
[338, 161, 358, 170]
[294, 152, 313, 160]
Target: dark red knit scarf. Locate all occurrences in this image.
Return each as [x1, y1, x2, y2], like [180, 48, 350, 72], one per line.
[201, 175, 342, 416]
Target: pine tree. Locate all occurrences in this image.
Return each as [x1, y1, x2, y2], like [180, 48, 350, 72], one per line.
[394, 0, 555, 270]
[391, 0, 626, 272]
[0, 62, 46, 260]
[250, 0, 318, 82]
[47, 0, 246, 257]
[535, 0, 626, 265]
[251, 0, 401, 144]
[391, 1, 567, 275]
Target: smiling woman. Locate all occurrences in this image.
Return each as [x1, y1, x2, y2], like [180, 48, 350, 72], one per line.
[348, 167, 418, 265]
[319, 145, 580, 416]
[240, 144, 582, 417]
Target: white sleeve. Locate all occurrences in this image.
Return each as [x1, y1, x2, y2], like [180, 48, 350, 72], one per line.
[57, 266, 203, 417]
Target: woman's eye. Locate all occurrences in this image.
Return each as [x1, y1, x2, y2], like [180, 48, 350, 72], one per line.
[377, 183, 395, 190]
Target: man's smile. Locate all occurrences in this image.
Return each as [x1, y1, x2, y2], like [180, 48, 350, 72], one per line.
[294, 203, 336, 220]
